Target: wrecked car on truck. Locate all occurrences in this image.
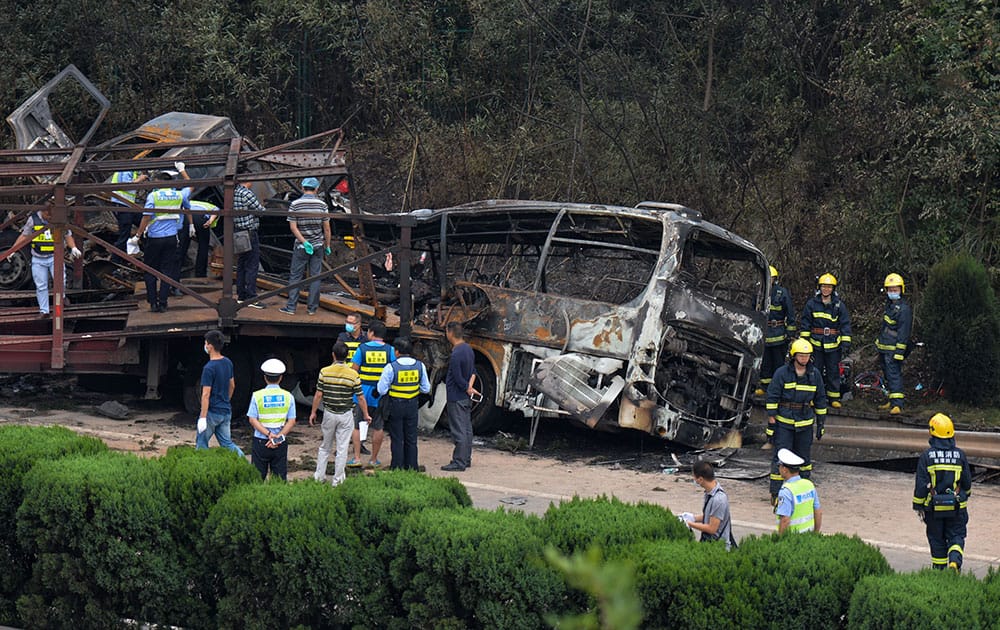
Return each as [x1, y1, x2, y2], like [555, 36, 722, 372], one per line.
[341, 199, 768, 449]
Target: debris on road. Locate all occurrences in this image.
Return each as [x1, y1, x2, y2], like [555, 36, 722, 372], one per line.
[95, 400, 130, 420]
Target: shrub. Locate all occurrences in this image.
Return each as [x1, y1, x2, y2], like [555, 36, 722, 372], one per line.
[0, 426, 105, 625]
[847, 570, 986, 629]
[629, 539, 762, 629]
[15, 451, 183, 628]
[541, 495, 692, 555]
[736, 532, 892, 629]
[392, 507, 567, 629]
[158, 445, 261, 627]
[921, 254, 1000, 404]
[545, 547, 643, 630]
[203, 481, 382, 630]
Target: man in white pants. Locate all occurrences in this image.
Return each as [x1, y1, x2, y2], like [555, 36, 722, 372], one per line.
[310, 342, 372, 485]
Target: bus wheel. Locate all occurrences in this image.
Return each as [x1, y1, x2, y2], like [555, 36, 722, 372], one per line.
[470, 359, 502, 435]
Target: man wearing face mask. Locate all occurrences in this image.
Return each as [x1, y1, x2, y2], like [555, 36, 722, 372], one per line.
[875, 273, 912, 415]
[336, 313, 370, 457]
[765, 338, 828, 503]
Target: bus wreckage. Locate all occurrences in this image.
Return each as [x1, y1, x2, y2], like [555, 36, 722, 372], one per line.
[349, 200, 768, 449]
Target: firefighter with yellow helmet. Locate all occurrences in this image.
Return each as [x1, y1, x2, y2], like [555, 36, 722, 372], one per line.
[875, 273, 912, 414]
[799, 273, 852, 408]
[756, 265, 796, 397]
[765, 337, 828, 502]
[913, 413, 971, 571]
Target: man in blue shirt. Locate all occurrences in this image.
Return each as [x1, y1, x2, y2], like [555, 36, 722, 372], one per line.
[774, 448, 823, 534]
[196, 330, 245, 456]
[442, 322, 478, 472]
[132, 163, 191, 312]
[351, 320, 396, 467]
[247, 358, 297, 480]
[377, 337, 431, 470]
[110, 169, 147, 264]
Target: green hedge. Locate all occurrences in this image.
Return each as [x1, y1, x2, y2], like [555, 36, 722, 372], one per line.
[15, 451, 183, 628]
[0, 426, 106, 626]
[203, 481, 383, 630]
[541, 495, 692, 554]
[392, 507, 567, 629]
[630, 539, 763, 629]
[735, 533, 892, 630]
[159, 445, 261, 628]
[848, 570, 989, 629]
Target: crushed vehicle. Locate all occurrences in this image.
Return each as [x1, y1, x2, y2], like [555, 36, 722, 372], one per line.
[340, 200, 769, 449]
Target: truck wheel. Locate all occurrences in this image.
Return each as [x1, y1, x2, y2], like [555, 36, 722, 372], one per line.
[470, 360, 502, 435]
[0, 249, 30, 290]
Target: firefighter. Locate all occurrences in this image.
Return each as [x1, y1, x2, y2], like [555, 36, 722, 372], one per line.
[800, 273, 852, 408]
[765, 338, 827, 501]
[756, 265, 796, 397]
[875, 273, 912, 414]
[913, 413, 972, 571]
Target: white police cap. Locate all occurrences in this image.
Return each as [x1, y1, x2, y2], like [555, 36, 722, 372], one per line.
[261, 358, 286, 376]
[777, 448, 805, 467]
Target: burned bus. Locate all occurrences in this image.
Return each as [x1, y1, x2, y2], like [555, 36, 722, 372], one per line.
[349, 199, 768, 449]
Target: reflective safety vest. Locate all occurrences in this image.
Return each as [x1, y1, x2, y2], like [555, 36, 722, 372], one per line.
[148, 188, 183, 222]
[252, 387, 293, 429]
[765, 284, 796, 346]
[765, 364, 827, 429]
[777, 477, 817, 532]
[189, 200, 219, 227]
[30, 212, 55, 255]
[387, 359, 426, 399]
[111, 171, 140, 204]
[337, 332, 363, 362]
[800, 294, 852, 352]
[357, 341, 394, 384]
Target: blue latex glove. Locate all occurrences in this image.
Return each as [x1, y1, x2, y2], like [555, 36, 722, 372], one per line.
[324, 246, 332, 255]
[302, 241, 314, 255]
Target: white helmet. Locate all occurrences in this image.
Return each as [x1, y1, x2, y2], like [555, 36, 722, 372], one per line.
[261, 358, 286, 376]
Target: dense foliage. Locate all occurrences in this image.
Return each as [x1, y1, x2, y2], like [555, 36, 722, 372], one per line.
[848, 570, 994, 629]
[541, 495, 692, 554]
[921, 254, 1000, 403]
[2, 0, 996, 303]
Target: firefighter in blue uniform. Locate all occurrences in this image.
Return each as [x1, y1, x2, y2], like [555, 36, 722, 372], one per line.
[875, 273, 912, 415]
[756, 265, 796, 397]
[800, 273, 852, 408]
[377, 337, 431, 470]
[765, 338, 828, 502]
[913, 413, 972, 571]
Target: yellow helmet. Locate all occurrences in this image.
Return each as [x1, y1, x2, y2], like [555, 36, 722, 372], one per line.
[928, 413, 955, 439]
[769, 265, 778, 278]
[884, 273, 905, 293]
[789, 338, 813, 357]
[818, 273, 837, 287]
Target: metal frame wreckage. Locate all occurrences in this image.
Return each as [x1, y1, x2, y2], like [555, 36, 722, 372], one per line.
[0, 65, 769, 449]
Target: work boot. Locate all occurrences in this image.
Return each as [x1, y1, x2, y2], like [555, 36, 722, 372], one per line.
[831, 401, 842, 409]
[948, 561, 960, 573]
[754, 388, 765, 396]
[890, 406, 902, 415]
[878, 402, 892, 411]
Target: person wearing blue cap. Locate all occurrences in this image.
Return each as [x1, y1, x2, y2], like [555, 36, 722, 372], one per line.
[280, 177, 331, 315]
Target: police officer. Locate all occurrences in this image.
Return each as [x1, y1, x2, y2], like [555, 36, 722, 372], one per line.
[247, 358, 297, 481]
[377, 338, 431, 470]
[110, 169, 147, 264]
[875, 273, 912, 415]
[765, 338, 828, 501]
[337, 313, 370, 457]
[131, 162, 191, 312]
[774, 448, 823, 534]
[756, 265, 796, 396]
[800, 273, 852, 408]
[913, 413, 972, 571]
[351, 320, 396, 467]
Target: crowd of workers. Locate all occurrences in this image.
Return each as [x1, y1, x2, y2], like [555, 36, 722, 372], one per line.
[196, 319, 478, 484]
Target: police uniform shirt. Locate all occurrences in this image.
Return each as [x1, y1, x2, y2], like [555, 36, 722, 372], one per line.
[143, 187, 191, 238]
[376, 357, 432, 399]
[775, 475, 822, 517]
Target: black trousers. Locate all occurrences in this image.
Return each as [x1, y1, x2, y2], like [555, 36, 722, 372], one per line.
[816, 350, 842, 401]
[387, 397, 419, 470]
[252, 436, 288, 480]
[925, 509, 968, 569]
[143, 234, 178, 307]
[760, 344, 787, 385]
[769, 423, 814, 496]
[175, 216, 212, 278]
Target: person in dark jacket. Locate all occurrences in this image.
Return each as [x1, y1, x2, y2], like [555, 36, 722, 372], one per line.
[757, 265, 796, 396]
[875, 273, 912, 414]
[765, 338, 828, 501]
[800, 273, 851, 408]
[913, 413, 972, 572]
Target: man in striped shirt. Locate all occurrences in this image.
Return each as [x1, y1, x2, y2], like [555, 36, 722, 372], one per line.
[310, 342, 371, 485]
[279, 177, 331, 315]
